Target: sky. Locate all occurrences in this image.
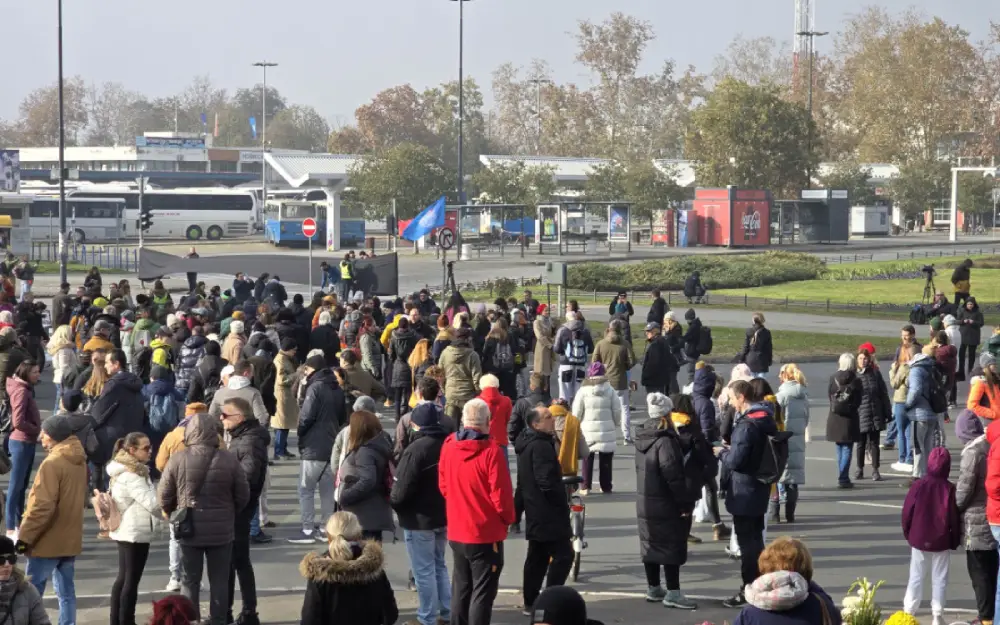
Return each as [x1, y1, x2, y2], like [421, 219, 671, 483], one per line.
[4, 0, 994, 127]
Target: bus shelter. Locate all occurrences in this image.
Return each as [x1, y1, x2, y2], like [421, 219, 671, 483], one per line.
[452, 204, 529, 258]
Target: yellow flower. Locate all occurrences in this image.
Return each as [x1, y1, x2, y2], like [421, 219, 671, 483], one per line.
[885, 611, 920, 625]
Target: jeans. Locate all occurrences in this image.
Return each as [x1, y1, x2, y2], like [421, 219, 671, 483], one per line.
[836, 443, 853, 484]
[273, 429, 289, 458]
[404, 528, 451, 625]
[111, 541, 150, 625]
[168, 536, 182, 582]
[299, 461, 334, 532]
[885, 416, 897, 446]
[616, 389, 631, 441]
[26, 556, 75, 625]
[53, 383, 63, 414]
[903, 548, 949, 615]
[250, 504, 261, 537]
[893, 403, 913, 465]
[181, 543, 233, 625]
[6, 439, 36, 530]
[19, 280, 31, 297]
[913, 418, 942, 478]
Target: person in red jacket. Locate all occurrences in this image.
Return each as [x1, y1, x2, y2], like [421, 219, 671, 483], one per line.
[439, 397, 515, 625]
[478, 374, 513, 460]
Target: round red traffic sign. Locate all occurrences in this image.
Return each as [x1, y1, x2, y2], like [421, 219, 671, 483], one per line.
[302, 218, 317, 238]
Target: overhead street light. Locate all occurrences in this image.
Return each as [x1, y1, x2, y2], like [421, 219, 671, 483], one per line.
[252, 61, 278, 212]
[450, 0, 471, 203]
[797, 30, 828, 189]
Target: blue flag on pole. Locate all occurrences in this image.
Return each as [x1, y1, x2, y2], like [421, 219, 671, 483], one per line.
[200, 112, 207, 126]
[249, 117, 258, 139]
[402, 196, 446, 241]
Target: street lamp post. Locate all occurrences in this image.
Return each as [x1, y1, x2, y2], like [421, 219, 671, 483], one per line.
[252, 61, 277, 211]
[797, 30, 828, 189]
[57, 0, 67, 284]
[451, 0, 470, 203]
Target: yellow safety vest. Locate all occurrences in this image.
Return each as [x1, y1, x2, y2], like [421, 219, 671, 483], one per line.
[339, 261, 353, 280]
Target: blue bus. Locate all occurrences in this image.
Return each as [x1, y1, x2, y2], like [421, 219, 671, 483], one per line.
[264, 200, 366, 247]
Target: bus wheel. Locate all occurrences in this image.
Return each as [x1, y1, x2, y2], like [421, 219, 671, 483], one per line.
[206, 226, 224, 240]
[71, 229, 86, 244]
[186, 225, 203, 240]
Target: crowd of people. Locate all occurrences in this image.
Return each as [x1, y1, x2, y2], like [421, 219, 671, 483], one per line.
[0, 258, 997, 625]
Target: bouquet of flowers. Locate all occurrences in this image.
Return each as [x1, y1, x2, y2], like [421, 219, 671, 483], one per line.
[841, 578, 884, 625]
[885, 611, 920, 625]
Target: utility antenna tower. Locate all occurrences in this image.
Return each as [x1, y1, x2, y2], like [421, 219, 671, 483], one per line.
[793, 0, 815, 92]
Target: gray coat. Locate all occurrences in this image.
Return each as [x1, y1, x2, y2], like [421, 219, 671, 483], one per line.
[776, 380, 809, 486]
[158, 413, 251, 547]
[337, 432, 395, 533]
[956, 435, 996, 552]
[0, 571, 50, 625]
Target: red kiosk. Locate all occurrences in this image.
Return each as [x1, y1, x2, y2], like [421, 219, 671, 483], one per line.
[693, 187, 772, 248]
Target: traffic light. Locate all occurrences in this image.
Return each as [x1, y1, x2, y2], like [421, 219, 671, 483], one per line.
[139, 203, 153, 231]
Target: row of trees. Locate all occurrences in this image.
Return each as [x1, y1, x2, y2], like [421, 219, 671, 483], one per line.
[3, 10, 999, 218]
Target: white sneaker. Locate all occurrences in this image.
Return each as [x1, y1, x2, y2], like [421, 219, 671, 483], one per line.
[891, 462, 913, 473]
[165, 578, 181, 592]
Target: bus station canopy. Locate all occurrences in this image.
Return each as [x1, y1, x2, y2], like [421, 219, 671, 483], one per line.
[265, 153, 361, 188]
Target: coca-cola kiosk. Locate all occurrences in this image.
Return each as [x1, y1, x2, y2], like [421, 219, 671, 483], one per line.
[693, 186, 772, 248]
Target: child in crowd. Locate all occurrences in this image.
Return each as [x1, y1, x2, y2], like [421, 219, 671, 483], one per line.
[902, 447, 961, 623]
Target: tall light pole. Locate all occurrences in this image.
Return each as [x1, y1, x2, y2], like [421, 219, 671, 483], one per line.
[252, 61, 277, 210]
[529, 78, 552, 155]
[57, 0, 67, 284]
[451, 0, 470, 203]
[797, 30, 827, 189]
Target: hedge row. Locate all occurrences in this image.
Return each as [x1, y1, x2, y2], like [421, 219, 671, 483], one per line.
[566, 252, 825, 291]
[823, 257, 995, 281]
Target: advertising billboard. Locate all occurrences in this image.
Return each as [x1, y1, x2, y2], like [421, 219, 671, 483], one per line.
[0, 150, 20, 193]
[607, 204, 630, 242]
[135, 136, 206, 149]
[537, 205, 560, 243]
[651, 209, 671, 245]
[733, 195, 770, 246]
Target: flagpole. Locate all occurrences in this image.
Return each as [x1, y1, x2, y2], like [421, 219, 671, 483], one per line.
[253, 61, 278, 216]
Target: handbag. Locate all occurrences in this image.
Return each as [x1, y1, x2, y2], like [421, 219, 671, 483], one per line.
[170, 449, 216, 540]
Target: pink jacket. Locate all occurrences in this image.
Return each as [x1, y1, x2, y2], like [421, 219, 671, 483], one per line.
[6, 376, 40, 443]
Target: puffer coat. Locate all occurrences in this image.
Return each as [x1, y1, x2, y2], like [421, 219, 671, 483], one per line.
[0, 570, 49, 625]
[175, 335, 206, 392]
[957, 435, 996, 551]
[388, 328, 419, 390]
[108, 459, 164, 544]
[776, 380, 809, 485]
[856, 366, 891, 433]
[571, 376, 621, 454]
[337, 432, 395, 533]
[157, 413, 251, 547]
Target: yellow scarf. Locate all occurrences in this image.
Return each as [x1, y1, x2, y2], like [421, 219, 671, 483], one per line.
[552, 405, 582, 476]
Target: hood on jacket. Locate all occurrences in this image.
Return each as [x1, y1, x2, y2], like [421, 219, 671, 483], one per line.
[360, 431, 392, 460]
[134, 318, 159, 332]
[447, 430, 494, 460]
[745, 571, 810, 612]
[966, 297, 979, 310]
[741, 402, 778, 434]
[944, 315, 958, 328]
[307, 367, 338, 391]
[298, 541, 385, 585]
[150, 338, 171, 351]
[49, 436, 87, 466]
[927, 446, 951, 478]
[183, 335, 207, 350]
[183, 413, 223, 448]
[633, 418, 676, 454]
[513, 426, 554, 455]
[910, 353, 933, 368]
[107, 371, 143, 394]
[692, 368, 715, 398]
[778, 380, 807, 400]
[106, 460, 133, 480]
[562, 319, 584, 332]
[146, 378, 175, 397]
[581, 375, 609, 388]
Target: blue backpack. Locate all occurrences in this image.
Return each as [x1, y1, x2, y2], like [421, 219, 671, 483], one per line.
[148, 394, 180, 433]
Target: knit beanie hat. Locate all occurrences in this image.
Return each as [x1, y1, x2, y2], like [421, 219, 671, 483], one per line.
[186, 402, 208, 417]
[411, 403, 442, 428]
[280, 337, 298, 353]
[41, 415, 73, 443]
[956, 409, 985, 444]
[684, 308, 696, 321]
[929, 317, 943, 332]
[647, 392, 673, 419]
[586, 361, 605, 378]
[353, 395, 376, 413]
[529, 586, 592, 625]
[305, 354, 327, 371]
[981, 352, 997, 370]
[61, 389, 83, 413]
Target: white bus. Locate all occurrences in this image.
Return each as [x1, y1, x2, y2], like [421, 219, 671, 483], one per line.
[29, 196, 126, 244]
[69, 187, 258, 240]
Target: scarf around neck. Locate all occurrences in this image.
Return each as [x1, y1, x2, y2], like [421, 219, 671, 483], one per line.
[113, 449, 150, 480]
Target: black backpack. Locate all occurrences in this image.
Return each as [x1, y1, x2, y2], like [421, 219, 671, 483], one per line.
[926, 367, 949, 414]
[202, 371, 222, 406]
[697, 326, 713, 355]
[832, 379, 854, 416]
[747, 419, 792, 485]
[909, 305, 928, 326]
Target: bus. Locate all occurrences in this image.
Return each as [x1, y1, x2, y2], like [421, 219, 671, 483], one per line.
[264, 199, 367, 248]
[69, 186, 258, 240]
[29, 196, 127, 244]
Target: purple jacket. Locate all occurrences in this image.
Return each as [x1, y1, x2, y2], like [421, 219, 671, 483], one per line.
[902, 447, 961, 552]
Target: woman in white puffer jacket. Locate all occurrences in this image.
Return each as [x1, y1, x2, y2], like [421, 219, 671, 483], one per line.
[107, 432, 163, 625]
[572, 361, 621, 495]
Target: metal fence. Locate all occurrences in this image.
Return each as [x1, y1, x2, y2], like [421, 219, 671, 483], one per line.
[31, 242, 140, 273]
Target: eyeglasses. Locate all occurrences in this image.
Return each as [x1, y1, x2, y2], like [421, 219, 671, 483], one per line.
[0, 554, 16, 565]
[220, 412, 242, 419]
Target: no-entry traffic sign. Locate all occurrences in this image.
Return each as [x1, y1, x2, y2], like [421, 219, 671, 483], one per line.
[302, 218, 317, 238]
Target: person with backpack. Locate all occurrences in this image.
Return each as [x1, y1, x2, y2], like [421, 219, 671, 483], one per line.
[593, 321, 636, 444]
[336, 409, 394, 542]
[826, 353, 862, 488]
[186, 341, 224, 405]
[143, 365, 186, 473]
[553, 311, 594, 404]
[176, 327, 207, 396]
[483, 320, 518, 400]
[388, 317, 420, 422]
[736, 313, 773, 378]
[107, 432, 163, 625]
[635, 393, 710, 610]
[907, 344, 947, 479]
[716, 379, 780, 608]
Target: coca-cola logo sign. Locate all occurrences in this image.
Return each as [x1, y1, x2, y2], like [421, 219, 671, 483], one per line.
[741, 207, 761, 240]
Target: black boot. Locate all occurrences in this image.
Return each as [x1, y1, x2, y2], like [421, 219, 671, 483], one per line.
[784, 486, 798, 523]
[767, 499, 780, 524]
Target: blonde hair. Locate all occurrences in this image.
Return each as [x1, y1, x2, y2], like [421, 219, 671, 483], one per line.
[780, 363, 807, 386]
[83, 351, 110, 397]
[479, 373, 500, 389]
[324, 511, 363, 560]
[452, 312, 469, 330]
[837, 353, 855, 371]
[47, 325, 74, 355]
[408, 339, 431, 369]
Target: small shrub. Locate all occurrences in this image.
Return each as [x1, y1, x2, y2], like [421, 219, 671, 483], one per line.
[493, 277, 518, 299]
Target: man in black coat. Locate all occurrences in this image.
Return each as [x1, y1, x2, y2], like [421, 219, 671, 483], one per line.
[682, 309, 703, 383]
[389, 402, 451, 625]
[52, 282, 73, 327]
[309, 315, 340, 367]
[641, 323, 677, 396]
[647, 289, 669, 324]
[274, 308, 308, 363]
[222, 396, 271, 624]
[508, 373, 551, 532]
[514, 407, 572, 611]
[262, 277, 288, 310]
[291, 355, 346, 543]
[91, 349, 144, 490]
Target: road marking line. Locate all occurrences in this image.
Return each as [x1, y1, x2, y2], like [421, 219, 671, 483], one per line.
[836, 500, 903, 509]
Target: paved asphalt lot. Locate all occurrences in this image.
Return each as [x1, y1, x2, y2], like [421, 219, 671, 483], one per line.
[10, 358, 983, 624]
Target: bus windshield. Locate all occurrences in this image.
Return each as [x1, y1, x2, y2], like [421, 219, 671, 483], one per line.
[279, 202, 318, 220]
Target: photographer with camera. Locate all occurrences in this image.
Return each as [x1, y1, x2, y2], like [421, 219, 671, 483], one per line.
[951, 258, 974, 309]
[928, 291, 956, 321]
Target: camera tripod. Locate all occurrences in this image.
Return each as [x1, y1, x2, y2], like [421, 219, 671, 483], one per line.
[922, 276, 936, 304]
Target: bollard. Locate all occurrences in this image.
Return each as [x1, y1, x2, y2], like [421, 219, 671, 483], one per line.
[826, 298, 830, 312]
[744, 294, 748, 308]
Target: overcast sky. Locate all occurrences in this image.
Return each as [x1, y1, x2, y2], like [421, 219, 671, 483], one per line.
[5, 0, 993, 126]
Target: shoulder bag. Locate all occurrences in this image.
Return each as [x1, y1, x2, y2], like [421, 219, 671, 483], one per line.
[170, 449, 216, 540]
